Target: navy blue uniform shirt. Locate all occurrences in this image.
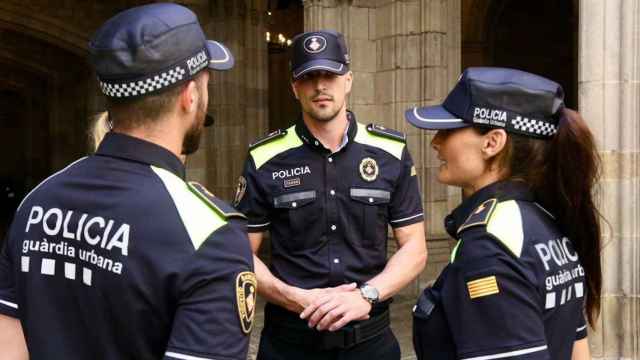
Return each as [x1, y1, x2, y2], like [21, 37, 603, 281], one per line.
[236, 112, 423, 289]
[413, 181, 587, 360]
[0, 132, 255, 360]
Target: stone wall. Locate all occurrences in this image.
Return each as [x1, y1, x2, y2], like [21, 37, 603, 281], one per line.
[303, 0, 462, 295]
[579, 0, 640, 358]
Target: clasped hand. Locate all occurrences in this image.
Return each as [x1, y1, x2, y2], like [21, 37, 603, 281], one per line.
[298, 283, 372, 332]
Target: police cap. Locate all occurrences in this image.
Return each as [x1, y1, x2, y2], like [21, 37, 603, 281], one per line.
[89, 3, 234, 99]
[405, 67, 565, 138]
[290, 30, 350, 81]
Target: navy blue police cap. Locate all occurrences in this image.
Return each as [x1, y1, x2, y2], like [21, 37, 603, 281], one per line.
[405, 67, 565, 138]
[290, 30, 350, 80]
[89, 3, 234, 99]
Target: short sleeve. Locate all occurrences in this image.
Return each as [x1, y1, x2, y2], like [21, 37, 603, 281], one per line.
[164, 220, 255, 360]
[0, 234, 18, 318]
[442, 230, 550, 359]
[235, 156, 271, 233]
[575, 314, 588, 340]
[388, 147, 424, 228]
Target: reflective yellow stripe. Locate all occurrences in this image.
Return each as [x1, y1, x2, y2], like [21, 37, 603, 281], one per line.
[486, 200, 524, 257]
[250, 125, 303, 169]
[353, 122, 405, 160]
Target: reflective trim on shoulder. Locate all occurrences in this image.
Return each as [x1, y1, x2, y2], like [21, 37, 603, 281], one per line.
[17, 157, 88, 211]
[151, 166, 227, 250]
[250, 125, 303, 169]
[353, 122, 405, 160]
[450, 239, 462, 263]
[486, 200, 525, 258]
[188, 181, 246, 220]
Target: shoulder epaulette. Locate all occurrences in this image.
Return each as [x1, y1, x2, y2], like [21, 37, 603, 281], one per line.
[249, 129, 287, 149]
[457, 199, 498, 234]
[457, 198, 524, 258]
[366, 123, 406, 143]
[188, 181, 247, 220]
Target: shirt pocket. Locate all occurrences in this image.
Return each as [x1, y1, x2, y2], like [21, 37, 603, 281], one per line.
[273, 190, 319, 251]
[349, 187, 391, 248]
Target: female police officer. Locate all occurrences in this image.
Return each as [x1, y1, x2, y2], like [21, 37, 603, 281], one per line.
[404, 67, 602, 360]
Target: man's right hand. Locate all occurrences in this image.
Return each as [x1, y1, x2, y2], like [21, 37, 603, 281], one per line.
[284, 282, 357, 314]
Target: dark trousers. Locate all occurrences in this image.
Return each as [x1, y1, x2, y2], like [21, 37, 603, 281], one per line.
[256, 326, 401, 360]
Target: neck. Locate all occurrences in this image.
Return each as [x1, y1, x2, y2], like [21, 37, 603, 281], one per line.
[462, 170, 507, 199]
[302, 106, 349, 153]
[113, 115, 185, 159]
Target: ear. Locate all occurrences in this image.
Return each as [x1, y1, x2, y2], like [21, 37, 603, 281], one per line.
[344, 71, 353, 95]
[290, 81, 300, 100]
[179, 80, 199, 114]
[481, 129, 508, 160]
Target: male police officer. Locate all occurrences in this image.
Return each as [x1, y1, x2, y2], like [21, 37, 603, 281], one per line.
[0, 4, 255, 360]
[236, 30, 427, 359]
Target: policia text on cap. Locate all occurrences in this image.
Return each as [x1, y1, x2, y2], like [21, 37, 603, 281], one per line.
[0, 4, 256, 360]
[235, 30, 427, 359]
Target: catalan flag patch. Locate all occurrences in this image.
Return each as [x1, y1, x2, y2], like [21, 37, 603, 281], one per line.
[467, 275, 500, 299]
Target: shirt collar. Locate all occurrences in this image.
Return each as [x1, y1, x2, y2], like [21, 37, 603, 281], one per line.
[95, 132, 186, 180]
[295, 110, 358, 154]
[444, 180, 534, 238]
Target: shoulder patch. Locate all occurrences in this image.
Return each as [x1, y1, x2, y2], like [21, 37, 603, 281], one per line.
[366, 123, 406, 143]
[457, 199, 498, 234]
[486, 200, 524, 258]
[249, 129, 287, 149]
[236, 271, 257, 334]
[249, 125, 304, 169]
[188, 182, 247, 220]
[354, 122, 405, 160]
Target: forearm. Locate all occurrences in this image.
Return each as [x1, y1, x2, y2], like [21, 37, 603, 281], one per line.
[0, 314, 28, 360]
[367, 222, 427, 301]
[253, 254, 302, 313]
[571, 338, 590, 360]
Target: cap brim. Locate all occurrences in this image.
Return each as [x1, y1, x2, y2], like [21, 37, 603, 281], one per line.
[292, 59, 348, 80]
[206, 40, 234, 71]
[404, 106, 469, 130]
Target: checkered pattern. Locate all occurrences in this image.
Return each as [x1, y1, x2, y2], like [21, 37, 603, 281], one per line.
[99, 66, 186, 98]
[511, 115, 557, 137]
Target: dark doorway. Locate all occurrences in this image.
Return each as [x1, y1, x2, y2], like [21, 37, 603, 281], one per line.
[266, 0, 303, 131]
[462, 0, 579, 108]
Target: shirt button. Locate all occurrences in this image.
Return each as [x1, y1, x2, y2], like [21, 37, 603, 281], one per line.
[368, 198, 374, 203]
[331, 224, 337, 231]
[314, 140, 319, 146]
[328, 157, 333, 163]
[292, 202, 297, 208]
[333, 258, 340, 264]
[330, 190, 335, 196]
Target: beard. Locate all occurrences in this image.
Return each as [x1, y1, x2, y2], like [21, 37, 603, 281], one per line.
[303, 92, 343, 123]
[181, 94, 207, 155]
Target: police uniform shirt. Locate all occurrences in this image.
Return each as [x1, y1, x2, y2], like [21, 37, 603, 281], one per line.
[0, 132, 256, 360]
[236, 111, 423, 289]
[413, 181, 587, 360]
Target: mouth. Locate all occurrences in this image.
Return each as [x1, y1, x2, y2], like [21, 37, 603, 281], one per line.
[312, 95, 333, 104]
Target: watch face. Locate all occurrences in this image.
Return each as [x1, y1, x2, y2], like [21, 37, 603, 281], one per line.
[361, 285, 379, 303]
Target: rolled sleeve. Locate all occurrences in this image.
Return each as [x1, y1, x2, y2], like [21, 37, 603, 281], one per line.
[388, 147, 424, 228]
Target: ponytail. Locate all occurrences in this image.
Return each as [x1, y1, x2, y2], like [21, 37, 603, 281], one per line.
[503, 108, 603, 327]
[89, 112, 112, 152]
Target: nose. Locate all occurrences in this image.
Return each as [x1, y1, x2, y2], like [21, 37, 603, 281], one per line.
[431, 131, 443, 151]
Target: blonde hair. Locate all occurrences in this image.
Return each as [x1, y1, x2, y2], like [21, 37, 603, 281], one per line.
[90, 111, 112, 151]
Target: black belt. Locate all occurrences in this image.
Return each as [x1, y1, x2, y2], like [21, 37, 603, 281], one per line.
[264, 303, 390, 350]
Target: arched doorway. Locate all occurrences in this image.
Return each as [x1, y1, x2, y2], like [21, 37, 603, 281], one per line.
[462, 0, 579, 108]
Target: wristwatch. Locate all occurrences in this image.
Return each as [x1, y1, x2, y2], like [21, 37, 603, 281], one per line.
[359, 283, 379, 305]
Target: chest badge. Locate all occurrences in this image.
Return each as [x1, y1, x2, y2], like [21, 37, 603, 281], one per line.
[236, 271, 258, 334]
[233, 176, 247, 206]
[359, 157, 379, 182]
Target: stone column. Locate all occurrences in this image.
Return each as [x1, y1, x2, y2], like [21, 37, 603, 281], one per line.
[188, 0, 269, 200]
[303, 0, 462, 294]
[579, 0, 640, 358]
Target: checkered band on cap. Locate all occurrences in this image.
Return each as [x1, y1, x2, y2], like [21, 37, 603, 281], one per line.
[511, 115, 557, 137]
[99, 66, 186, 98]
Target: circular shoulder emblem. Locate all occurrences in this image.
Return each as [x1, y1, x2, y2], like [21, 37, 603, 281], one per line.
[303, 35, 327, 54]
[236, 271, 257, 334]
[233, 176, 247, 206]
[359, 157, 379, 182]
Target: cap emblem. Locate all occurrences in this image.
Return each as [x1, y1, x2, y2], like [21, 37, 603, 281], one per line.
[304, 35, 327, 54]
[359, 157, 379, 182]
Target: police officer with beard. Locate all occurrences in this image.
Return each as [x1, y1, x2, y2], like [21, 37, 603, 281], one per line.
[236, 30, 427, 360]
[0, 4, 255, 359]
